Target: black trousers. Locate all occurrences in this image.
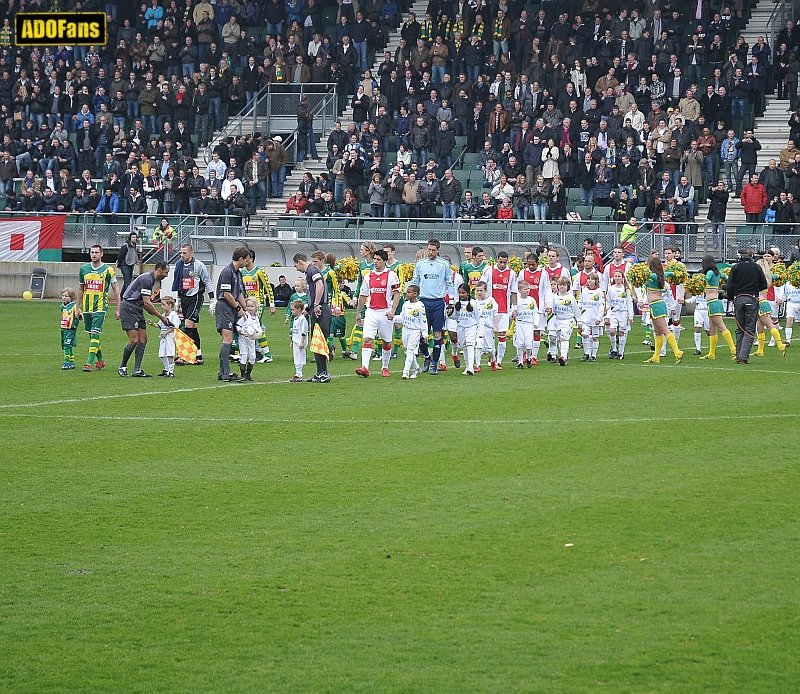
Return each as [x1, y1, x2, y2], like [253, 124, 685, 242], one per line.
[734, 295, 758, 361]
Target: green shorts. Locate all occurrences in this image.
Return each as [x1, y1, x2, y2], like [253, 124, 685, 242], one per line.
[708, 299, 725, 317]
[331, 314, 346, 338]
[650, 300, 668, 320]
[83, 312, 106, 334]
[759, 300, 772, 317]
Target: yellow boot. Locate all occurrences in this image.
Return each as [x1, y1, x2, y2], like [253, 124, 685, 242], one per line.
[754, 331, 766, 356]
[666, 332, 684, 363]
[721, 329, 736, 359]
[771, 328, 786, 356]
[701, 334, 718, 360]
[645, 335, 663, 363]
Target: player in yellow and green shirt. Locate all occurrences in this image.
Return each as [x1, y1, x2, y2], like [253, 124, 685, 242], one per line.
[459, 246, 488, 298]
[60, 287, 80, 369]
[347, 242, 376, 356]
[241, 250, 276, 362]
[76, 244, 121, 371]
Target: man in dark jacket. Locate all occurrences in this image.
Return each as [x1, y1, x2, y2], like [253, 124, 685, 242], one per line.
[727, 248, 768, 363]
[439, 169, 463, 219]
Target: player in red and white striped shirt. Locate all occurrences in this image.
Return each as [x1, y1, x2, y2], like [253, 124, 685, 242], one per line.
[355, 250, 401, 377]
[480, 251, 518, 368]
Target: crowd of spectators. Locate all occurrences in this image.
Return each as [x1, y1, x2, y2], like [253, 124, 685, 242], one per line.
[0, 0, 411, 220]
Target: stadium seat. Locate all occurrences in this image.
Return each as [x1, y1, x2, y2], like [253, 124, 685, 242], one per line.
[592, 206, 613, 220]
[574, 205, 593, 219]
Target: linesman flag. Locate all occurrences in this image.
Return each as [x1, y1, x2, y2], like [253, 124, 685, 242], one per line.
[310, 323, 330, 357]
[175, 328, 199, 364]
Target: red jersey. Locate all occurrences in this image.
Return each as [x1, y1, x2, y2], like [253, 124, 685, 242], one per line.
[545, 264, 568, 281]
[360, 269, 400, 310]
[767, 285, 776, 301]
[607, 261, 627, 282]
[483, 266, 517, 313]
[522, 267, 551, 310]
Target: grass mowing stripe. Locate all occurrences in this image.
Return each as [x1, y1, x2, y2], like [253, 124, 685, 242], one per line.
[1, 412, 796, 424]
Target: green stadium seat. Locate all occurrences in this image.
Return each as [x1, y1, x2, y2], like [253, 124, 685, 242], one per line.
[592, 206, 613, 220]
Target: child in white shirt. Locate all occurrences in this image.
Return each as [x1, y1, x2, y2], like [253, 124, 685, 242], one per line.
[474, 280, 498, 371]
[512, 281, 538, 368]
[448, 283, 479, 375]
[157, 295, 181, 377]
[289, 300, 308, 382]
[579, 272, 605, 361]
[237, 297, 263, 381]
[394, 284, 428, 379]
[604, 270, 634, 359]
[551, 276, 581, 365]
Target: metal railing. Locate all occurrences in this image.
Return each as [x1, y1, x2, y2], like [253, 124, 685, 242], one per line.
[7, 211, 798, 263]
[204, 82, 338, 160]
[766, 0, 800, 55]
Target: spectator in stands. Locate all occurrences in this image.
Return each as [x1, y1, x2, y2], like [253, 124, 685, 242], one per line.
[266, 137, 288, 199]
[286, 190, 308, 215]
[741, 174, 768, 222]
[402, 172, 420, 217]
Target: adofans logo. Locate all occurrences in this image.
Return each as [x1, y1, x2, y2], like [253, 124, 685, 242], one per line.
[15, 13, 107, 46]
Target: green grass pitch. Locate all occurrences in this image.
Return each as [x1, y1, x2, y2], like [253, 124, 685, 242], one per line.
[1, 299, 799, 692]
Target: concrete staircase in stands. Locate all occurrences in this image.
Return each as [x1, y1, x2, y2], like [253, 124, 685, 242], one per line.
[695, 0, 790, 242]
[195, 0, 431, 223]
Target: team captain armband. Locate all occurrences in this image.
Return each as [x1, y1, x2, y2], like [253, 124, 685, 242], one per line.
[219, 283, 232, 291]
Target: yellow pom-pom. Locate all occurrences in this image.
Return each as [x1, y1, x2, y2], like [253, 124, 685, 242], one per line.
[335, 257, 360, 282]
[787, 261, 800, 287]
[684, 273, 707, 297]
[772, 262, 788, 287]
[665, 261, 688, 286]
[626, 263, 651, 288]
[397, 262, 415, 284]
[508, 255, 523, 273]
[487, 257, 496, 266]
[22, 290, 32, 301]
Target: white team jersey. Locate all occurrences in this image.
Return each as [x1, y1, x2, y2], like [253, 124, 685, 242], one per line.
[692, 294, 709, 311]
[398, 300, 428, 331]
[579, 286, 605, 323]
[606, 285, 634, 316]
[552, 294, 580, 322]
[290, 314, 308, 344]
[783, 281, 800, 303]
[237, 313, 263, 340]
[513, 297, 538, 323]
[476, 297, 498, 329]
[479, 265, 518, 313]
[454, 301, 479, 328]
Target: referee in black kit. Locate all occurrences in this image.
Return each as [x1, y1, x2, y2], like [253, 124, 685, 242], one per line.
[214, 247, 249, 381]
[293, 253, 331, 382]
[726, 249, 767, 364]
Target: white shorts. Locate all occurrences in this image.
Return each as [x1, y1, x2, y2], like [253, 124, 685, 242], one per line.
[480, 325, 495, 351]
[446, 316, 458, 332]
[239, 336, 256, 363]
[159, 333, 175, 358]
[496, 313, 510, 332]
[608, 313, 630, 332]
[667, 304, 681, 323]
[513, 321, 534, 347]
[457, 323, 478, 347]
[536, 311, 547, 331]
[402, 327, 423, 354]
[786, 302, 800, 321]
[693, 308, 709, 330]
[363, 307, 394, 343]
[581, 322, 602, 337]
[292, 342, 306, 367]
[552, 318, 574, 340]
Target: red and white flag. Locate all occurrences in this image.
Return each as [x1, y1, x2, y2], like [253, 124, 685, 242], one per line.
[0, 216, 66, 262]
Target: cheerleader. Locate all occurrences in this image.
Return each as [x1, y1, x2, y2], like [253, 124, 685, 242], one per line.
[448, 284, 479, 376]
[783, 273, 800, 346]
[579, 272, 605, 361]
[604, 270, 634, 359]
[475, 281, 499, 371]
[660, 246, 685, 358]
[644, 257, 684, 364]
[551, 276, 581, 366]
[699, 256, 737, 360]
[512, 281, 538, 368]
[753, 253, 787, 356]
